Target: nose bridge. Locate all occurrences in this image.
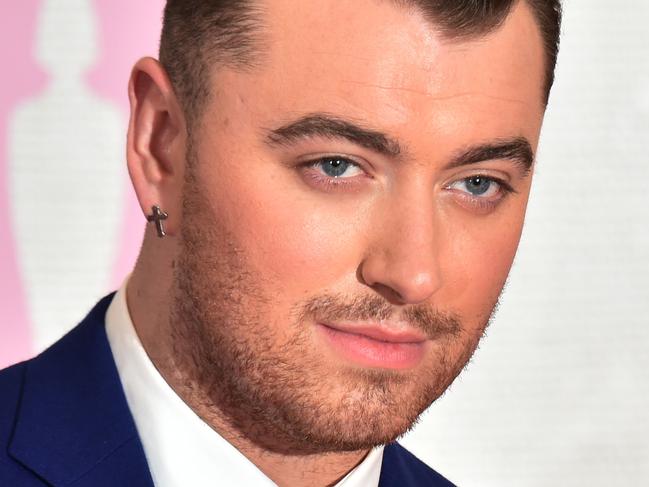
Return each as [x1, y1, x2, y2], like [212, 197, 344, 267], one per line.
[360, 182, 442, 305]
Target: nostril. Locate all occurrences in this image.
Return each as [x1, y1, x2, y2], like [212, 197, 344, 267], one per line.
[368, 283, 406, 305]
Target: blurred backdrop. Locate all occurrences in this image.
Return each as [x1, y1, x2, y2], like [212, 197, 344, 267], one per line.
[1, 1, 647, 485]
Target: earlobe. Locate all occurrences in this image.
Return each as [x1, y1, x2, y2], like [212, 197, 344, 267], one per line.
[126, 56, 186, 237]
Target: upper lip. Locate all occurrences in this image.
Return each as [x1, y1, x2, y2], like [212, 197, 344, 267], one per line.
[320, 322, 427, 344]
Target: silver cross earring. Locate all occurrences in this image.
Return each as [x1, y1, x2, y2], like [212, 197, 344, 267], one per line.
[146, 205, 169, 238]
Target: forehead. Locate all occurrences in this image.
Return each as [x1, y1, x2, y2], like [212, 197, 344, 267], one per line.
[209, 0, 546, 149]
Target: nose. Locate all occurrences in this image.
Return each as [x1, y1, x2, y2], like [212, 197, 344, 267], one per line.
[359, 200, 442, 305]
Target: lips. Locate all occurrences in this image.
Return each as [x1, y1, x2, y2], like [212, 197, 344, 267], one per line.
[317, 322, 427, 370]
[322, 322, 427, 343]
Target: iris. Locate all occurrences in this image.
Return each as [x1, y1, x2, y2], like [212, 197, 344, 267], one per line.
[320, 157, 352, 178]
[464, 176, 492, 196]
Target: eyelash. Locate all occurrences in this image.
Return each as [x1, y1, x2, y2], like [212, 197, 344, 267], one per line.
[299, 155, 516, 210]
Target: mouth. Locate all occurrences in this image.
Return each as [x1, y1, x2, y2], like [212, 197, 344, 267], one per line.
[316, 322, 428, 370]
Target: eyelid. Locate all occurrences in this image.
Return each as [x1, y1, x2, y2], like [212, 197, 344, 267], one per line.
[297, 152, 371, 171]
[447, 162, 514, 178]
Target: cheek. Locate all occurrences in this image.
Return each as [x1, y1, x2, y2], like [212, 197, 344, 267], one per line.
[203, 159, 371, 298]
[439, 206, 527, 321]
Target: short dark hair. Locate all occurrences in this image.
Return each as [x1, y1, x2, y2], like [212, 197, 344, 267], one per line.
[160, 0, 561, 126]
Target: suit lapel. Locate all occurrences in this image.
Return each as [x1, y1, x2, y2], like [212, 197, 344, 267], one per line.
[379, 443, 456, 486]
[380, 443, 417, 487]
[8, 295, 154, 487]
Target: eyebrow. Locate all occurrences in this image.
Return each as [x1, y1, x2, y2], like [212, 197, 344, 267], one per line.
[266, 113, 534, 174]
[265, 113, 402, 158]
[448, 137, 535, 175]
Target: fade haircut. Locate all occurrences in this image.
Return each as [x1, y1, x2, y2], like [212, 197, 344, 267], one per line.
[160, 0, 561, 127]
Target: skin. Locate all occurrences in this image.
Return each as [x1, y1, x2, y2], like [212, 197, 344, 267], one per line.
[125, 0, 546, 485]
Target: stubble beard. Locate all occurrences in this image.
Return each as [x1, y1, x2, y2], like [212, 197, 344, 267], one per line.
[169, 159, 494, 456]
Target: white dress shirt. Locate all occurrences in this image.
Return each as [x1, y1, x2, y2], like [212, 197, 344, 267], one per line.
[105, 280, 384, 487]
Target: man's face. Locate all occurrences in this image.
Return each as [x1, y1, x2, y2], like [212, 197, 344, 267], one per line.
[172, 0, 546, 453]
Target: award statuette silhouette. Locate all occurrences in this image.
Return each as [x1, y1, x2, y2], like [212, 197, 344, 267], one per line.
[9, 0, 123, 351]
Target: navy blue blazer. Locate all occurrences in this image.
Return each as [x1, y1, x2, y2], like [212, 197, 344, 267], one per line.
[0, 295, 455, 486]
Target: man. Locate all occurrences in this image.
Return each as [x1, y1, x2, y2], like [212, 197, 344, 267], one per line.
[0, 0, 561, 485]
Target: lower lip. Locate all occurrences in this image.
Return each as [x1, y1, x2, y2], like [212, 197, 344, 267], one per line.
[317, 324, 426, 370]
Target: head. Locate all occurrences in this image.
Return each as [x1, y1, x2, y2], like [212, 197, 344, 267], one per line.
[127, 0, 561, 454]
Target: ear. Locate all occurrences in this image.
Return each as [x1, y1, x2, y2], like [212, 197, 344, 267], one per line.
[126, 57, 186, 237]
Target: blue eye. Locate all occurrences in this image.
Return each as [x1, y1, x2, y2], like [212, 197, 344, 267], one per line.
[313, 157, 362, 178]
[449, 176, 502, 198]
[464, 176, 494, 196]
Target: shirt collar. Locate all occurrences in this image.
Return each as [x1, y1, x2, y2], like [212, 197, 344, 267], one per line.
[105, 279, 383, 487]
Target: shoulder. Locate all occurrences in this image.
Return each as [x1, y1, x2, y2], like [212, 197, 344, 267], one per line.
[379, 442, 456, 487]
[0, 294, 118, 486]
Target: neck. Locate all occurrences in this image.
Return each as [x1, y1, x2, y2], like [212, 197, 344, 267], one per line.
[126, 236, 370, 486]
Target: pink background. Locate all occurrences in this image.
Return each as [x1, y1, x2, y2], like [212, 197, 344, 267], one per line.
[0, 0, 165, 368]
